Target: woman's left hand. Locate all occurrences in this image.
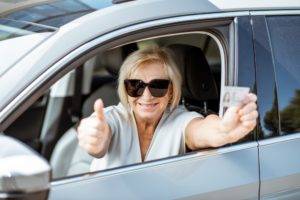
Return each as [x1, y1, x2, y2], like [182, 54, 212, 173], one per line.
[220, 93, 258, 143]
[185, 93, 258, 150]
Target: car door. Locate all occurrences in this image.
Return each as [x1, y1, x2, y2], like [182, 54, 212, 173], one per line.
[0, 2, 259, 199]
[252, 12, 300, 199]
[47, 17, 258, 200]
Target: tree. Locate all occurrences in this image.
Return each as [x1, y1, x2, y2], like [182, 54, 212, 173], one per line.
[264, 89, 300, 134]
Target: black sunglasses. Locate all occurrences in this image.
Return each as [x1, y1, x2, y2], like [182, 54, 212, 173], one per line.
[124, 79, 170, 97]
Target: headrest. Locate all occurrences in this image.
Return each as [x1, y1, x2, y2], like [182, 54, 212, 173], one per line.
[82, 82, 119, 118]
[168, 44, 218, 101]
[101, 43, 138, 77]
[81, 44, 137, 117]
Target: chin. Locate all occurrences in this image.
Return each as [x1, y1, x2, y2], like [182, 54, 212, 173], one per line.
[133, 107, 165, 122]
[136, 110, 159, 120]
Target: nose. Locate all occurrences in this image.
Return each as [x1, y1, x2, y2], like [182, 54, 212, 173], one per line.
[140, 86, 153, 99]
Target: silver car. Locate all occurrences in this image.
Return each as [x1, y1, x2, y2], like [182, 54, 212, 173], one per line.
[0, 0, 300, 199]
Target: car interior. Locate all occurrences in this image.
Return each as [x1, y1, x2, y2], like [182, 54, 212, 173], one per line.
[5, 32, 222, 179]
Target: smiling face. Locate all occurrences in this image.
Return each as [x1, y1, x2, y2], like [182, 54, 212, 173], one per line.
[128, 61, 171, 124]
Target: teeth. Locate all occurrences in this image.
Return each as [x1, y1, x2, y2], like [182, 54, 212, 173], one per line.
[139, 103, 156, 107]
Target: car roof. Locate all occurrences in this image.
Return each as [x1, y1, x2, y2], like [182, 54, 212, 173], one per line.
[196, 0, 300, 11]
[57, 0, 300, 48]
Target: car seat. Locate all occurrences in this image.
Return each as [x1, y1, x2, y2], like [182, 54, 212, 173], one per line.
[167, 44, 219, 116]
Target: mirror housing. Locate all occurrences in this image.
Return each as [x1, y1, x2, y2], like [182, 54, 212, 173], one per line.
[0, 134, 50, 200]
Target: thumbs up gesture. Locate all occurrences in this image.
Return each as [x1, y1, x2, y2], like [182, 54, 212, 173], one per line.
[77, 99, 111, 158]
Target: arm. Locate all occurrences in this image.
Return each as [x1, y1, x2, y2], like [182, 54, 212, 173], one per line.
[185, 93, 258, 150]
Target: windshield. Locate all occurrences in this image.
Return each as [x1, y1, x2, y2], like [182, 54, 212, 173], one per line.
[0, 18, 55, 41]
[0, 0, 113, 28]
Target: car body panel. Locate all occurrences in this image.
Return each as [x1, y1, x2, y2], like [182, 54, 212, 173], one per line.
[0, 32, 52, 76]
[259, 136, 300, 199]
[49, 143, 259, 200]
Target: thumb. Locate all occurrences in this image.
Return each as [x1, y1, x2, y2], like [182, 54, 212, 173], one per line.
[94, 99, 105, 121]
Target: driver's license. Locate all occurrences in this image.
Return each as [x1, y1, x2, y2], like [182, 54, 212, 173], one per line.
[220, 86, 250, 116]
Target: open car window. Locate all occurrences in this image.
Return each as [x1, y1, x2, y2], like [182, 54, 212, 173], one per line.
[4, 31, 227, 180]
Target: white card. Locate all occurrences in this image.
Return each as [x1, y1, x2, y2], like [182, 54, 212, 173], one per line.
[219, 86, 250, 116]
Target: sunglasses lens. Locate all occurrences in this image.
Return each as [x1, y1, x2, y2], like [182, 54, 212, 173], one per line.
[124, 79, 145, 97]
[124, 79, 170, 97]
[148, 79, 170, 97]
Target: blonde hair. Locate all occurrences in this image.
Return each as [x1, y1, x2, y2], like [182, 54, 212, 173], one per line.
[118, 46, 182, 111]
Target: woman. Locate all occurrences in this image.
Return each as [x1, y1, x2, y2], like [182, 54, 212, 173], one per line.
[77, 47, 258, 171]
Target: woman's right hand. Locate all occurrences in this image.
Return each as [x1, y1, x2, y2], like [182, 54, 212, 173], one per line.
[77, 99, 111, 158]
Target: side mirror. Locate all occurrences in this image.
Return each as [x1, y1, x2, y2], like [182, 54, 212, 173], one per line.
[0, 134, 50, 200]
